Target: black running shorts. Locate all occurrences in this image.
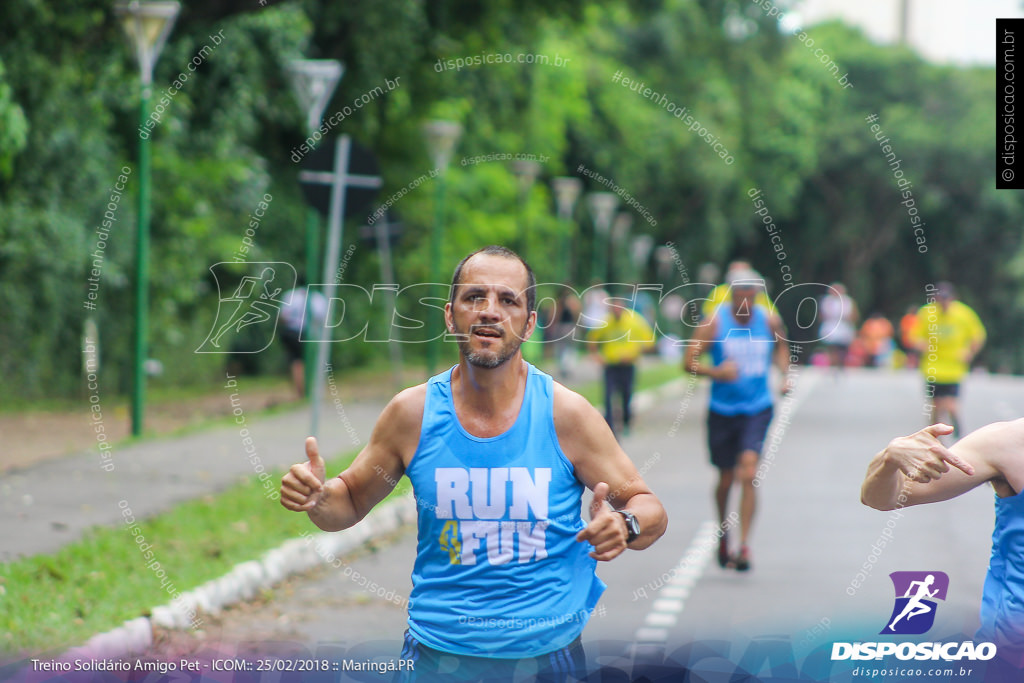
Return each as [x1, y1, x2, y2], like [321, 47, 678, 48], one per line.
[707, 406, 774, 470]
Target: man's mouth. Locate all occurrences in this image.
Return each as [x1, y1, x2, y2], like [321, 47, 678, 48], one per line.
[472, 327, 502, 338]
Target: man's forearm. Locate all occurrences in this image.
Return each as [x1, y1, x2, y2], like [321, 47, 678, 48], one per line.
[685, 351, 712, 378]
[623, 492, 667, 550]
[861, 452, 907, 511]
[307, 475, 361, 532]
[774, 335, 794, 374]
[774, 349, 789, 377]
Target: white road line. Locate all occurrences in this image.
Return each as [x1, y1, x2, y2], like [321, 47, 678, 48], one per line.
[661, 585, 689, 599]
[767, 367, 820, 441]
[752, 366, 820, 487]
[635, 627, 669, 642]
[633, 520, 719, 644]
[653, 598, 684, 612]
[631, 366, 820, 648]
[645, 612, 679, 627]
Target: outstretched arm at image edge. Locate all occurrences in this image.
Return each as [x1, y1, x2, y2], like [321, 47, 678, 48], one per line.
[859, 421, 1024, 510]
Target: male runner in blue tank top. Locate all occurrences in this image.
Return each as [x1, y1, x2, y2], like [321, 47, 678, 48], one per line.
[684, 271, 792, 571]
[280, 245, 668, 682]
[862, 419, 1024, 667]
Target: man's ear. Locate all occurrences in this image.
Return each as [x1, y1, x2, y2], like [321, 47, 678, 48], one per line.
[443, 301, 465, 342]
[443, 301, 453, 331]
[521, 310, 538, 342]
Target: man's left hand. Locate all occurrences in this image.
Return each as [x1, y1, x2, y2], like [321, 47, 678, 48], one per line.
[576, 482, 629, 561]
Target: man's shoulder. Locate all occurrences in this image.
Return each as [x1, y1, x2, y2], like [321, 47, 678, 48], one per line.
[951, 300, 982, 321]
[551, 380, 596, 421]
[550, 380, 608, 460]
[380, 383, 428, 431]
[627, 308, 653, 325]
[391, 382, 428, 409]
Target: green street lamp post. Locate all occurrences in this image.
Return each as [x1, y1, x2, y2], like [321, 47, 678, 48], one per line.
[116, 0, 180, 437]
[630, 233, 654, 284]
[286, 59, 344, 398]
[611, 211, 633, 282]
[422, 120, 462, 374]
[551, 176, 582, 283]
[510, 159, 541, 260]
[585, 192, 618, 284]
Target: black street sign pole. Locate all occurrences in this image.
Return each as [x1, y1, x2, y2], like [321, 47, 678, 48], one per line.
[366, 214, 404, 390]
[299, 135, 382, 437]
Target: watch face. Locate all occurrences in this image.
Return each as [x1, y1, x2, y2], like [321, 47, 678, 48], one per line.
[621, 510, 640, 540]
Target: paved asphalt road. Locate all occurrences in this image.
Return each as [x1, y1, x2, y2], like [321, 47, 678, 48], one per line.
[171, 367, 1023, 680]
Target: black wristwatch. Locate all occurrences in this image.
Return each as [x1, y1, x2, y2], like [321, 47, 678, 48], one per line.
[616, 509, 640, 544]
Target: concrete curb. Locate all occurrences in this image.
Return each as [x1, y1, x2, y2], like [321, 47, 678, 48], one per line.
[52, 495, 417, 664]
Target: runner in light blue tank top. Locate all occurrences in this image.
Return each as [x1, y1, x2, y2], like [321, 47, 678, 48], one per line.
[279, 246, 667, 680]
[686, 273, 792, 572]
[979, 489, 1024, 649]
[708, 303, 775, 416]
[405, 363, 605, 657]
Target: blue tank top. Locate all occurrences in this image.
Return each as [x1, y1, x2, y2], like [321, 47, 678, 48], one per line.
[708, 304, 774, 415]
[978, 488, 1024, 649]
[405, 363, 606, 658]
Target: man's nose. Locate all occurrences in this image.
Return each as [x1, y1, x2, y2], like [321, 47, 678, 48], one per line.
[476, 295, 501, 320]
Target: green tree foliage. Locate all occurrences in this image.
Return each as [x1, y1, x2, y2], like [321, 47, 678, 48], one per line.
[1, 0, 1021, 403]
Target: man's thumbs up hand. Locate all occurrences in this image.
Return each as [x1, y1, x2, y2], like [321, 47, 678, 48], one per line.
[281, 436, 327, 511]
[576, 482, 629, 562]
[588, 481, 611, 520]
[305, 436, 326, 484]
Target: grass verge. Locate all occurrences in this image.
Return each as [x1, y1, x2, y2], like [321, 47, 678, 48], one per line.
[0, 447, 410, 658]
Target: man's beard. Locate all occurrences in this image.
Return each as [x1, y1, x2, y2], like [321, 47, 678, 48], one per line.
[454, 321, 530, 369]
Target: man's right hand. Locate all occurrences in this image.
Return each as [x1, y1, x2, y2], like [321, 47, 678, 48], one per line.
[714, 360, 739, 382]
[281, 436, 327, 511]
[883, 424, 974, 483]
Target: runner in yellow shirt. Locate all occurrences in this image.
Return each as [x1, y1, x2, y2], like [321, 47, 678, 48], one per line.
[910, 282, 986, 438]
[588, 302, 656, 437]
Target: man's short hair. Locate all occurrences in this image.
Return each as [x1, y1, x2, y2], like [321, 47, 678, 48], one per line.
[449, 245, 537, 313]
[727, 269, 763, 291]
